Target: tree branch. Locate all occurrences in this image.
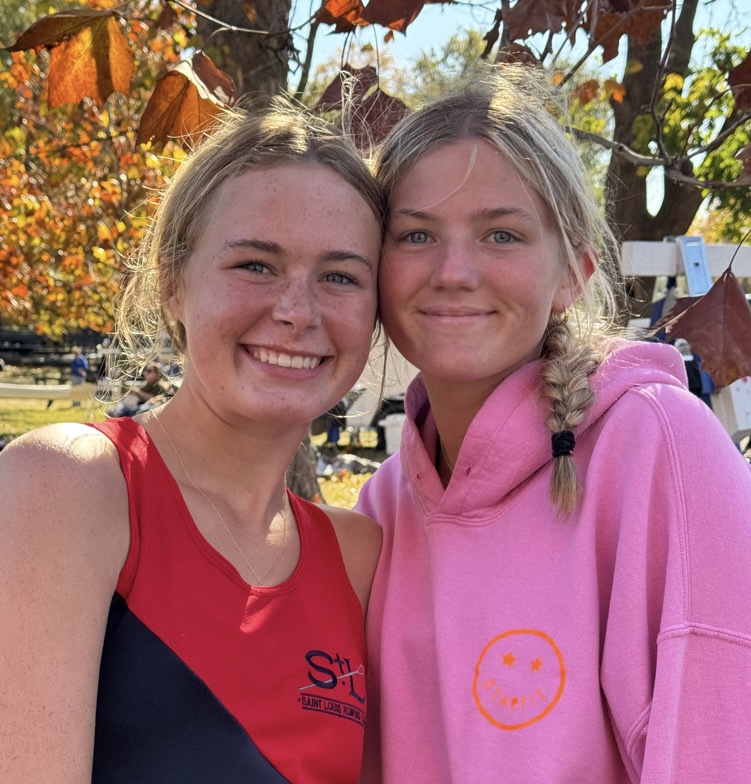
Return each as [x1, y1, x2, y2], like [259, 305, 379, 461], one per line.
[572, 127, 747, 190]
[167, 0, 297, 38]
[292, 17, 320, 100]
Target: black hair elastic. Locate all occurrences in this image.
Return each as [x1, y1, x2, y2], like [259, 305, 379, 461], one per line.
[551, 430, 575, 458]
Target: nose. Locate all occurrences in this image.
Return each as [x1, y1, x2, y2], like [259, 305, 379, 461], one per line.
[271, 275, 321, 331]
[429, 239, 480, 290]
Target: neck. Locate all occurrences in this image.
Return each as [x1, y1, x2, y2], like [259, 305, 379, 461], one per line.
[424, 376, 499, 471]
[140, 394, 306, 528]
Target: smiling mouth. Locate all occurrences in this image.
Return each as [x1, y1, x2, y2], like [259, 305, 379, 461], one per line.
[421, 309, 493, 318]
[250, 348, 324, 369]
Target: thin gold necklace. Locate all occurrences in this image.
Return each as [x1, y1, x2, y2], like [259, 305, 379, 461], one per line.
[152, 413, 289, 586]
[439, 439, 455, 474]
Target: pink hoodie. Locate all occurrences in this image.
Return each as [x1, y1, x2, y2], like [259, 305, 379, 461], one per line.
[357, 341, 751, 783]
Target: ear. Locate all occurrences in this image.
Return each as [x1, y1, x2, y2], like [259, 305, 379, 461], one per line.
[552, 247, 597, 312]
[164, 276, 185, 324]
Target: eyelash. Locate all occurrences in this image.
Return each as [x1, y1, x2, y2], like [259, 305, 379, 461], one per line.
[397, 230, 517, 244]
[396, 231, 430, 244]
[323, 271, 358, 286]
[241, 261, 270, 274]
[239, 262, 358, 288]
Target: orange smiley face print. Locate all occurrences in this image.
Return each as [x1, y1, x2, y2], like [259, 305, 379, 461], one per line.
[472, 629, 566, 731]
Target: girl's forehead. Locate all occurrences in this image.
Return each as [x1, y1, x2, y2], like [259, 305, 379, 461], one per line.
[387, 139, 547, 223]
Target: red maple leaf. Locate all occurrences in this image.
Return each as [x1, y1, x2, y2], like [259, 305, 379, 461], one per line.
[650, 265, 751, 389]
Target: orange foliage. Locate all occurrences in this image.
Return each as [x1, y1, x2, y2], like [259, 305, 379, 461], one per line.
[0, 4, 190, 336]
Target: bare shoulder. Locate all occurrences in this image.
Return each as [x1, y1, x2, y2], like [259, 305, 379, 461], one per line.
[322, 505, 382, 616]
[1, 423, 125, 522]
[0, 421, 129, 582]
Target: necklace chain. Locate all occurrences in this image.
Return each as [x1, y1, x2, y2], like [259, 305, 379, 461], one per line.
[439, 439, 455, 474]
[153, 413, 289, 586]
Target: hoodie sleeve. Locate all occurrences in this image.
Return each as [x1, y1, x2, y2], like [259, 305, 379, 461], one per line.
[595, 381, 751, 782]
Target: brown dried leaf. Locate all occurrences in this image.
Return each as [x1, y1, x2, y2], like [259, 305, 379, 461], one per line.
[728, 51, 751, 112]
[349, 87, 409, 149]
[587, 0, 670, 64]
[137, 59, 231, 146]
[47, 15, 134, 108]
[573, 78, 600, 105]
[313, 65, 379, 113]
[651, 267, 751, 388]
[494, 43, 539, 66]
[360, 0, 438, 33]
[503, 0, 582, 42]
[6, 8, 114, 51]
[191, 51, 237, 106]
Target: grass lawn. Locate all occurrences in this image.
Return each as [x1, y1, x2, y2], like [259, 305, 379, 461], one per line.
[0, 365, 107, 440]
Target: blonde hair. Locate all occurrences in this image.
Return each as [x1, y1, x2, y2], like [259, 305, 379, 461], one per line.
[375, 65, 625, 515]
[114, 98, 385, 383]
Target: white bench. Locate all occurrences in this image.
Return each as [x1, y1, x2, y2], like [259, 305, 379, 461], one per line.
[0, 382, 97, 402]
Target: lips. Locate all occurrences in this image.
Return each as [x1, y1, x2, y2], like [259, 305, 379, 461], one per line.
[250, 347, 324, 369]
[420, 308, 493, 317]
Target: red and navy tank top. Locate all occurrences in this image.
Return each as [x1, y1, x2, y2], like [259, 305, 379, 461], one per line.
[89, 417, 367, 783]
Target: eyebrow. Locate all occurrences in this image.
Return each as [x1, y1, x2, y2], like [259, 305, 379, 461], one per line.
[224, 238, 281, 253]
[223, 238, 373, 270]
[391, 206, 541, 226]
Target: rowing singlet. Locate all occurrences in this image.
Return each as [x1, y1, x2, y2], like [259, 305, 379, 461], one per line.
[88, 417, 367, 783]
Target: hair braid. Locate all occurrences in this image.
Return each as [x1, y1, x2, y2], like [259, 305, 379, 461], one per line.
[539, 314, 601, 516]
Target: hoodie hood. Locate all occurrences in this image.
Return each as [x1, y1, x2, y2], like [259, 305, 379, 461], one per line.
[398, 340, 688, 521]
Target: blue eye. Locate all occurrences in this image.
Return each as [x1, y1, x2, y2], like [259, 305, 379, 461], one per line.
[324, 272, 357, 286]
[405, 231, 429, 244]
[491, 230, 513, 244]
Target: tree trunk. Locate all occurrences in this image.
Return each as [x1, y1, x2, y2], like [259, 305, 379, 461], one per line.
[199, 0, 292, 97]
[605, 0, 704, 319]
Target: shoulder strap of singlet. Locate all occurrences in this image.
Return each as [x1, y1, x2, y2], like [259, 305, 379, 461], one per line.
[87, 418, 157, 595]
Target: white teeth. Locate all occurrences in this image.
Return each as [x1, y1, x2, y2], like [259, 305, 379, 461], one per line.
[252, 349, 320, 369]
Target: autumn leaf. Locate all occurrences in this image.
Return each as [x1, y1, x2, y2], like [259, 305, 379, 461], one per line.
[573, 78, 600, 105]
[48, 17, 133, 107]
[137, 54, 236, 146]
[6, 10, 134, 108]
[6, 9, 115, 52]
[587, 0, 670, 64]
[191, 51, 237, 105]
[494, 43, 539, 66]
[728, 51, 751, 112]
[651, 266, 751, 388]
[360, 0, 441, 33]
[316, 0, 367, 31]
[503, 0, 580, 42]
[349, 87, 409, 148]
[603, 78, 626, 103]
[313, 65, 379, 112]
